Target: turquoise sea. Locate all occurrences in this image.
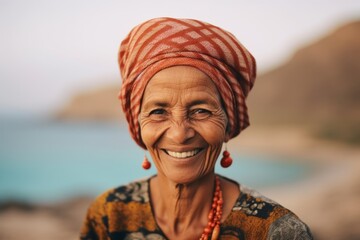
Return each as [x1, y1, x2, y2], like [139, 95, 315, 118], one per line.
[0, 116, 310, 203]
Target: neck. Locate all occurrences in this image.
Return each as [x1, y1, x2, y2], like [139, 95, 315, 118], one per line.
[150, 173, 216, 238]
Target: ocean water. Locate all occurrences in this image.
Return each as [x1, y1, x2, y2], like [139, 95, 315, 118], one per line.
[0, 117, 310, 203]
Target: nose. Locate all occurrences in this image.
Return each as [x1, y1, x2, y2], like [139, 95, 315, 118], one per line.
[166, 121, 195, 144]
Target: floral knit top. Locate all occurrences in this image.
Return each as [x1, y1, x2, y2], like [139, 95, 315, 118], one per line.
[80, 176, 313, 240]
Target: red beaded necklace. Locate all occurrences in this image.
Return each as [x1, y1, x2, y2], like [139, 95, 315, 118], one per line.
[200, 176, 223, 240]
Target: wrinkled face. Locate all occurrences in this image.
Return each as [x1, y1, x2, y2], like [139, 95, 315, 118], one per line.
[139, 66, 229, 184]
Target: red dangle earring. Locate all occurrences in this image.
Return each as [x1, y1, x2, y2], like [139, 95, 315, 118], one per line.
[142, 154, 151, 170]
[220, 143, 233, 168]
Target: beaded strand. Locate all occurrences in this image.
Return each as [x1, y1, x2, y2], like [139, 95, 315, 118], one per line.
[199, 176, 223, 240]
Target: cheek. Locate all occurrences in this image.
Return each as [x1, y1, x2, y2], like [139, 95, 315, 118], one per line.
[140, 119, 168, 148]
[196, 117, 227, 172]
[194, 116, 228, 146]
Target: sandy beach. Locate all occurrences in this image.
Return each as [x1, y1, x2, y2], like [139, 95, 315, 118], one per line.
[1, 126, 359, 240]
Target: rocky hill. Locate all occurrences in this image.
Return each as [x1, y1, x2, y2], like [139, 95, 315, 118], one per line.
[56, 85, 124, 121]
[56, 20, 360, 144]
[247, 20, 360, 144]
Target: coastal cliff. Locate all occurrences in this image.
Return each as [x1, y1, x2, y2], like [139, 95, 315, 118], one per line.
[56, 85, 124, 121]
[248, 20, 360, 144]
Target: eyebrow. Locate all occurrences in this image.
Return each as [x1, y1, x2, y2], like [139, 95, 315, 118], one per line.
[141, 100, 169, 110]
[186, 99, 216, 107]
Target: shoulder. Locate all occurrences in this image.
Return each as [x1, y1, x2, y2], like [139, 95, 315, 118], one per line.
[223, 184, 313, 239]
[232, 185, 282, 218]
[85, 177, 151, 219]
[80, 177, 153, 239]
[267, 213, 313, 240]
[104, 177, 150, 203]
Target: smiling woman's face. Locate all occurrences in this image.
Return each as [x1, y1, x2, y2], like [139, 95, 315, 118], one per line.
[139, 66, 229, 184]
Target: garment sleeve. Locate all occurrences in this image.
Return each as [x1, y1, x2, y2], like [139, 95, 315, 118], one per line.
[80, 194, 109, 240]
[267, 213, 314, 240]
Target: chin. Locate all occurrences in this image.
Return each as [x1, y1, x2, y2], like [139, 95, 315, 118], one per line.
[162, 168, 213, 185]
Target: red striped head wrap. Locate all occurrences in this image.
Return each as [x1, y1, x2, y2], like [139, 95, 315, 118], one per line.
[118, 17, 256, 149]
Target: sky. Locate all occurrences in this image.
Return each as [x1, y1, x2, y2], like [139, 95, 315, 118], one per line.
[0, 0, 359, 115]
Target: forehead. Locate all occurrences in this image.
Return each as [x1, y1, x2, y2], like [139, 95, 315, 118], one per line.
[144, 66, 219, 94]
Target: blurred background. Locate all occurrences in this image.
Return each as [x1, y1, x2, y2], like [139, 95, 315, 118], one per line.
[0, 0, 359, 239]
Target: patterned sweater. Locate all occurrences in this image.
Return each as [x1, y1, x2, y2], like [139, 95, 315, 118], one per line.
[80, 176, 313, 240]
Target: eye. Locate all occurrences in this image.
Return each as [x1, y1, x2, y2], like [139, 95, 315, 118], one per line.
[190, 108, 212, 119]
[147, 108, 168, 121]
[149, 108, 166, 115]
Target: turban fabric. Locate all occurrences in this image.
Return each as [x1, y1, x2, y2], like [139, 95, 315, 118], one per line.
[118, 17, 256, 149]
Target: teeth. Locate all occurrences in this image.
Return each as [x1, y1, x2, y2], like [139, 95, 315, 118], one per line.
[166, 149, 200, 159]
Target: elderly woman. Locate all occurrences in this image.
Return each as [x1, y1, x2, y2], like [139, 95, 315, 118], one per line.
[80, 17, 313, 240]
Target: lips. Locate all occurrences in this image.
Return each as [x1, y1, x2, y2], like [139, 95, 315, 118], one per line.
[165, 148, 202, 159]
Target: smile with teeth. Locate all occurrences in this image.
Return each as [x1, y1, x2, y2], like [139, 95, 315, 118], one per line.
[165, 149, 201, 159]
